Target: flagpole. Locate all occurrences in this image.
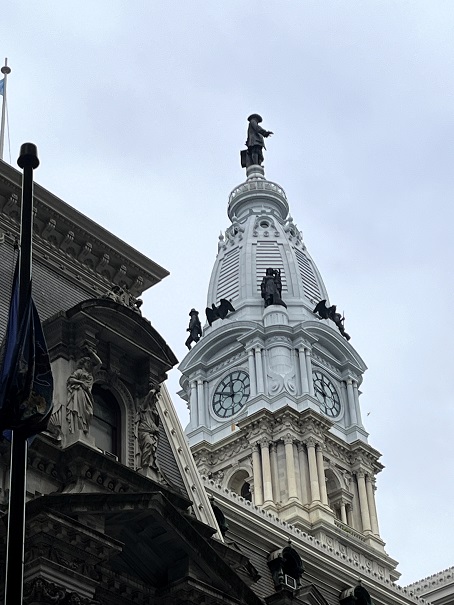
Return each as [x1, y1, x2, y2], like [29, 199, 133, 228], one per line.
[0, 58, 11, 161]
[4, 143, 39, 605]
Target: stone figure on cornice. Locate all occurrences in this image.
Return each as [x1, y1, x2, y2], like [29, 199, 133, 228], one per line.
[103, 284, 143, 315]
[66, 346, 102, 435]
[135, 386, 161, 471]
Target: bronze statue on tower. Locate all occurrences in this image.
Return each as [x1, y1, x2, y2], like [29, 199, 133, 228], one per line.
[241, 114, 273, 168]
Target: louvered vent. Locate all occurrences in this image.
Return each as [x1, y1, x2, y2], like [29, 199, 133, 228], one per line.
[216, 247, 240, 302]
[256, 241, 287, 291]
[294, 248, 321, 303]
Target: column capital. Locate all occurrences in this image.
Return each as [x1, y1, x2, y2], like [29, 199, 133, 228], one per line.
[283, 434, 294, 445]
[355, 468, 367, 479]
[304, 436, 319, 448]
[252, 442, 261, 453]
[270, 442, 277, 453]
[259, 436, 271, 449]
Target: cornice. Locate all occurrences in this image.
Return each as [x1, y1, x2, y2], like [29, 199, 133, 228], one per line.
[0, 161, 168, 295]
[203, 478, 424, 605]
[406, 565, 454, 595]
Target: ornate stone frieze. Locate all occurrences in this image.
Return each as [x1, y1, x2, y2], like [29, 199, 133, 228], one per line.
[312, 353, 338, 374]
[23, 578, 99, 604]
[207, 352, 245, 376]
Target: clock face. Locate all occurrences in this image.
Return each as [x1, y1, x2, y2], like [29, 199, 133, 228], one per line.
[212, 370, 250, 419]
[312, 371, 341, 418]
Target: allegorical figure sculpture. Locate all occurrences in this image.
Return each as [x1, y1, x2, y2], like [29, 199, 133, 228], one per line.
[313, 300, 351, 341]
[66, 346, 102, 434]
[136, 387, 161, 470]
[241, 114, 273, 168]
[205, 299, 236, 326]
[261, 268, 287, 308]
[103, 284, 143, 314]
[185, 308, 202, 350]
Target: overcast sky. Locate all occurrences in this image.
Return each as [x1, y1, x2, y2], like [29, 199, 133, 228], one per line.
[2, 1, 454, 586]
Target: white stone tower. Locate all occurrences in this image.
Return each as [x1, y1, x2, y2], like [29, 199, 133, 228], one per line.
[179, 156, 385, 555]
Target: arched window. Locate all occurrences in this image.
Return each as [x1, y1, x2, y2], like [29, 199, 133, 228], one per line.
[228, 469, 252, 501]
[91, 385, 121, 458]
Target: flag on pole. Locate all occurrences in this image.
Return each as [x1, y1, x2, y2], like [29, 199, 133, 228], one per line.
[0, 78, 4, 96]
[0, 261, 54, 437]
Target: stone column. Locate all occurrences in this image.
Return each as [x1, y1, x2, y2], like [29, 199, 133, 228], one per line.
[284, 435, 298, 501]
[255, 346, 264, 394]
[297, 442, 310, 504]
[248, 350, 257, 397]
[204, 381, 209, 422]
[262, 348, 268, 395]
[366, 475, 380, 535]
[340, 381, 349, 423]
[197, 379, 206, 426]
[305, 349, 314, 396]
[260, 438, 274, 504]
[270, 443, 280, 503]
[340, 501, 348, 524]
[352, 380, 363, 425]
[305, 438, 320, 503]
[190, 380, 198, 426]
[346, 504, 353, 527]
[251, 443, 263, 505]
[356, 470, 372, 533]
[298, 347, 309, 395]
[315, 444, 328, 505]
[346, 379, 358, 424]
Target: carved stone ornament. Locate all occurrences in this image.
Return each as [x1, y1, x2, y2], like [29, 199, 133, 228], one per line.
[23, 577, 100, 604]
[66, 346, 102, 435]
[135, 386, 161, 471]
[103, 283, 143, 314]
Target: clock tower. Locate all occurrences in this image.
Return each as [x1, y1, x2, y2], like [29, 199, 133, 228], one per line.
[179, 126, 385, 554]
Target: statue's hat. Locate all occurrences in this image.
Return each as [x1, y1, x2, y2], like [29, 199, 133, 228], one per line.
[189, 308, 198, 315]
[248, 113, 263, 123]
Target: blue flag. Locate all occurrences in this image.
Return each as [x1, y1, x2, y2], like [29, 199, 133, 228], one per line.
[0, 262, 54, 437]
[0, 78, 4, 96]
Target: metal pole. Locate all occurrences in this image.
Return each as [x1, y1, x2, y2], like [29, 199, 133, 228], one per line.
[4, 143, 39, 605]
[0, 58, 11, 161]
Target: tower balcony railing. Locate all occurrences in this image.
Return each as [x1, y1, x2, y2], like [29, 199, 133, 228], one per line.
[229, 180, 287, 204]
[334, 518, 367, 543]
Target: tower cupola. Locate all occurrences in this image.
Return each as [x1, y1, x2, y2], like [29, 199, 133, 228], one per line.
[178, 118, 385, 556]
